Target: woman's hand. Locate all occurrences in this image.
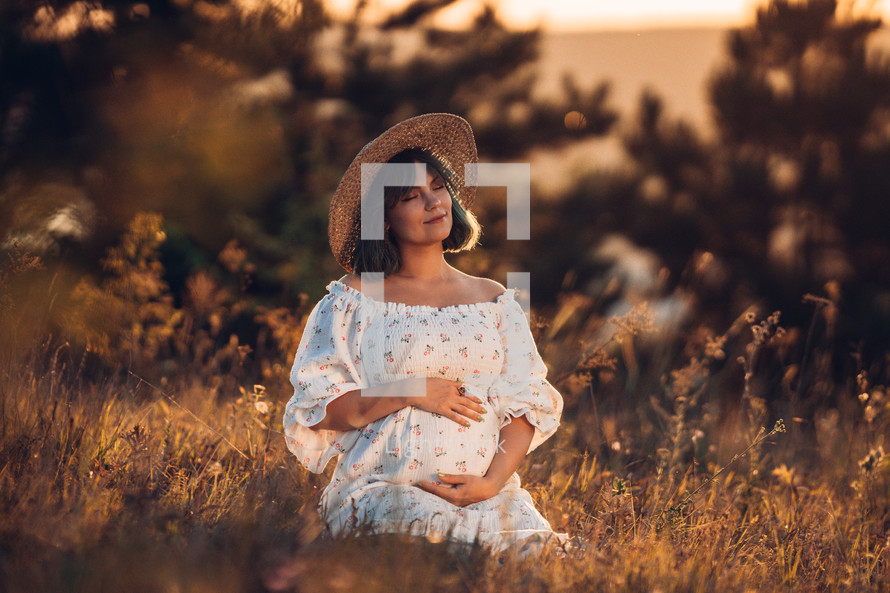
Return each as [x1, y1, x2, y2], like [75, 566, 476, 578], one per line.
[309, 377, 485, 432]
[417, 415, 535, 507]
[405, 378, 487, 428]
[415, 472, 501, 507]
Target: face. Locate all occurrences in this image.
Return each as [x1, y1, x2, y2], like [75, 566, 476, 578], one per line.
[385, 161, 453, 248]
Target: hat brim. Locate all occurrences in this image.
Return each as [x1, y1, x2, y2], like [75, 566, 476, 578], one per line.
[329, 113, 478, 272]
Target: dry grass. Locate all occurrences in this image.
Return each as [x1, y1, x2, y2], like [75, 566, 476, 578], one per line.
[1, 216, 888, 592]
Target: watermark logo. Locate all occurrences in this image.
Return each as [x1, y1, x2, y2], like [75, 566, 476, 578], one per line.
[383, 431, 507, 456]
[357, 161, 532, 399]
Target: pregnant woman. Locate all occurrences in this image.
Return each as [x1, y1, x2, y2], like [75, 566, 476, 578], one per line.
[283, 113, 567, 556]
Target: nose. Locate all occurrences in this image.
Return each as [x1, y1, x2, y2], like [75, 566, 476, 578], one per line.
[422, 188, 442, 209]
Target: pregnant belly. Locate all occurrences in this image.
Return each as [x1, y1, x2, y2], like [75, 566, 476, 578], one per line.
[380, 389, 501, 484]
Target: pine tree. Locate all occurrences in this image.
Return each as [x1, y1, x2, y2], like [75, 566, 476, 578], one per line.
[707, 0, 890, 345]
[0, 0, 618, 356]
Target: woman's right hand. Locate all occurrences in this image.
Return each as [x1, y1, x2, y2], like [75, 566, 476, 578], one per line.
[404, 378, 487, 427]
[310, 377, 487, 432]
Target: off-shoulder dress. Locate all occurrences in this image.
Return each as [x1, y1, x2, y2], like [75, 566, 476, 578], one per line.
[283, 280, 566, 554]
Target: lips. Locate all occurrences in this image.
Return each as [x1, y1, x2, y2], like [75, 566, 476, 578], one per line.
[424, 213, 447, 224]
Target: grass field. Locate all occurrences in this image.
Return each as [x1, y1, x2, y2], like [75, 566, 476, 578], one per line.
[1, 217, 888, 592]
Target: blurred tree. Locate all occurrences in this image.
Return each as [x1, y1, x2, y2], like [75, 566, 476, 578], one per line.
[707, 0, 890, 350]
[0, 0, 618, 366]
[535, 0, 890, 402]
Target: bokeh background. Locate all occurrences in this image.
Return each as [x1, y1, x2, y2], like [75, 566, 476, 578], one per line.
[3, 0, 890, 390]
[2, 1, 890, 589]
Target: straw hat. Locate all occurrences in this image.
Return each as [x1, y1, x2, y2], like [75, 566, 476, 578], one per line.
[328, 113, 478, 272]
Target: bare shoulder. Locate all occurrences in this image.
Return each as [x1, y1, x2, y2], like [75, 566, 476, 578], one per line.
[338, 273, 361, 290]
[464, 275, 507, 302]
[339, 273, 386, 295]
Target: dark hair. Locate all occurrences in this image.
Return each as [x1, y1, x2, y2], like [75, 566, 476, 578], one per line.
[351, 148, 481, 275]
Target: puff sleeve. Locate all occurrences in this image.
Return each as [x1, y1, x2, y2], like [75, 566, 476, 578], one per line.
[488, 291, 563, 454]
[283, 287, 366, 473]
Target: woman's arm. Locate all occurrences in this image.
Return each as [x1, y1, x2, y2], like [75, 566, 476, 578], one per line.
[416, 414, 534, 506]
[309, 377, 487, 432]
[482, 414, 535, 487]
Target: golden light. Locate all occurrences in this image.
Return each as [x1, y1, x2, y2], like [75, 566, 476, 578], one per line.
[563, 111, 587, 130]
[324, 0, 890, 30]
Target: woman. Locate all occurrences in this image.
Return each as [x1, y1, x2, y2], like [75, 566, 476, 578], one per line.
[283, 113, 568, 556]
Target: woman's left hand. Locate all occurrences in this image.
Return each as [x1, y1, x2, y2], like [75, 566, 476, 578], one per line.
[416, 473, 501, 507]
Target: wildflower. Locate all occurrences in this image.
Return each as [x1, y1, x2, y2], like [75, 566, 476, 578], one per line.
[751, 324, 765, 344]
[857, 371, 869, 393]
[772, 464, 795, 487]
[859, 446, 885, 473]
[609, 302, 656, 343]
[704, 335, 726, 360]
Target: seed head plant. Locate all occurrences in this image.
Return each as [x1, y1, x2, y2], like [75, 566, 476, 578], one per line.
[2, 211, 889, 591]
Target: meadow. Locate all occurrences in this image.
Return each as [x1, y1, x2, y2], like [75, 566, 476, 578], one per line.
[3, 0, 890, 589]
[1, 213, 887, 592]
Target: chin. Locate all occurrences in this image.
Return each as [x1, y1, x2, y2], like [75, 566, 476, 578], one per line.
[436, 220, 453, 240]
[420, 225, 451, 243]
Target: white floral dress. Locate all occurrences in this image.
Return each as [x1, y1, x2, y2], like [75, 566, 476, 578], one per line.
[283, 280, 566, 554]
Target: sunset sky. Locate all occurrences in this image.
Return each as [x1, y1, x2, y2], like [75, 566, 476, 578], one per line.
[456, 0, 761, 29]
[324, 0, 889, 30]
